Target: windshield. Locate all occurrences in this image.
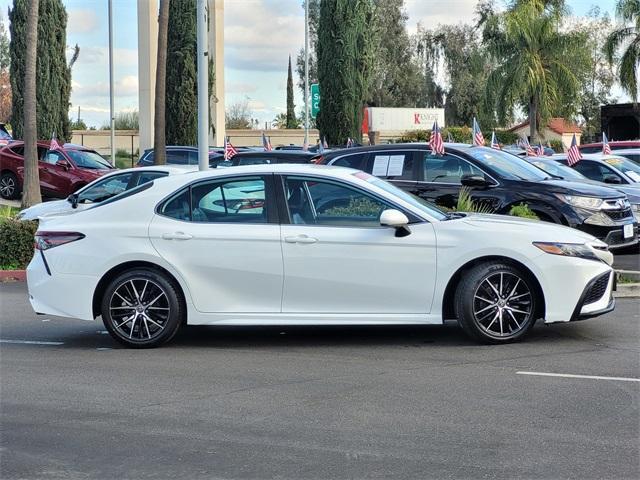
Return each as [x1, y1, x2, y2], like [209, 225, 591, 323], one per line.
[66, 150, 113, 170]
[530, 160, 587, 180]
[467, 148, 549, 181]
[355, 173, 448, 220]
[603, 157, 640, 182]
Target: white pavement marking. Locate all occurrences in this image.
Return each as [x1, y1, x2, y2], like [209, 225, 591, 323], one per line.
[41, 319, 50, 322]
[0, 339, 64, 346]
[517, 371, 640, 383]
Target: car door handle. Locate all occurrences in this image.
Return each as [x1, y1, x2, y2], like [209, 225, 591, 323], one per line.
[284, 235, 318, 244]
[162, 232, 193, 240]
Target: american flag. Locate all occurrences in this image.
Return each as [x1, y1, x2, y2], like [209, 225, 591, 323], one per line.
[50, 132, 61, 151]
[262, 132, 272, 151]
[472, 118, 485, 146]
[318, 139, 324, 154]
[602, 132, 612, 155]
[224, 137, 238, 160]
[490, 131, 500, 149]
[322, 137, 328, 149]
[346, 137, 353, 148]
[536, 142, 545, 157]
[429, 121, 445, 155]
[567, 134, 582, 166]
[522, 138, 536, 156]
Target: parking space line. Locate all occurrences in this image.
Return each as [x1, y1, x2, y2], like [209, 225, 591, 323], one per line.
[0, 339, 64, 346]
[517, 371, 640, 383]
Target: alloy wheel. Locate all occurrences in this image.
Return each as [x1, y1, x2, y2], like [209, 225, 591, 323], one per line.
[0, 176, 15, 198]
[472, 271, 533, 338]
[108, 278, 171, 342]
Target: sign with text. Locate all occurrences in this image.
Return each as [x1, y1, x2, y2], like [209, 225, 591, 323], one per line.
[311, 84, 320, 118]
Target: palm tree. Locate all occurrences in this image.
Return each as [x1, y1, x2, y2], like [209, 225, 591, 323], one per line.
[153, 0, 170, 165]
[484, 0, 580, 141]
[21, 0, 41, 208]
[605, 0, 640, 101]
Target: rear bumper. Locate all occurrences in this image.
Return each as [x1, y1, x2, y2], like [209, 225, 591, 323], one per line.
[26, 250, 98, 320]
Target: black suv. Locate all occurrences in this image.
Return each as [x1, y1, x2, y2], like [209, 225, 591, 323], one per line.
[320, 143, 638, 249]
[218, 150, 322, 167]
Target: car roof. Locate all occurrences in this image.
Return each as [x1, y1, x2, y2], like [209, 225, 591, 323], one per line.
[323, 142, 473, 156]
[233, 150, 320, 157]
[580, 140, 640, 148]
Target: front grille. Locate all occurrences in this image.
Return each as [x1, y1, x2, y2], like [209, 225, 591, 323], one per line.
[583, 272, 611, 305]
[605, 208, 633, 221]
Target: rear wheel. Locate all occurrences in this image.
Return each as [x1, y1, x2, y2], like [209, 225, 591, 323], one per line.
[0, 172, 20, 199]
[101, 269, 184, 348]
[454, 262, 540, 343]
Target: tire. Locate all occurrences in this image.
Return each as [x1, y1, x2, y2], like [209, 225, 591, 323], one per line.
[101, 268, 184, 348]
[454, 262, 540, 344]
[0, 172, 20, 200]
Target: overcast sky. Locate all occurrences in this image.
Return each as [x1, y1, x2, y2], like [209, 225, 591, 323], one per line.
[0, 0, 621, 129]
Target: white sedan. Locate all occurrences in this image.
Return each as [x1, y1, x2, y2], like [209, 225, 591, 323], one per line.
[17, 165, 196, 220]
[27, 164, 615, 348]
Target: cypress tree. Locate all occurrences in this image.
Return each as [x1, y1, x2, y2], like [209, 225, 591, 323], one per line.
[9, 0, 72, 142]
[165, 0, 197, 146]
[286, 55, 296, 129]
[316, 0, 375, 144]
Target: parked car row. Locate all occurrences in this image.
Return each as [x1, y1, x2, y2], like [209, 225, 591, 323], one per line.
[5, 141, 639, 250]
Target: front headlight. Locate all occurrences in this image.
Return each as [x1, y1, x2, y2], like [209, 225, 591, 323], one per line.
[533, 242, 601, 261]
[555, 194, 603, 210]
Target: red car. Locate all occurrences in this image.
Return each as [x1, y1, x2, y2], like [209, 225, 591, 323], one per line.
[0, 141, 115, 199]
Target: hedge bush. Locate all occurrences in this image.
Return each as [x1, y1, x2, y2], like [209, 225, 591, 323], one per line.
[395, 127, 520, 146]
[0, 218, 38, 269]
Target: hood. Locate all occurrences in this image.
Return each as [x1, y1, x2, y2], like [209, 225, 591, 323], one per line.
[461, 213, 596, 243]
[539, 179, 625, 199]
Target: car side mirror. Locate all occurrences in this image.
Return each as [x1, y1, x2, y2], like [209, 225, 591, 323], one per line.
[461, 174, 490, 187]
[380, 209, 411, 237]
[68, 193, 79, 209]
[57, 159, 71, 170]
[603, 175, 622, 185]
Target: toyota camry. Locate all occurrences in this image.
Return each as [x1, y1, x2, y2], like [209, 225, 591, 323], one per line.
[27, 164, 616, 348]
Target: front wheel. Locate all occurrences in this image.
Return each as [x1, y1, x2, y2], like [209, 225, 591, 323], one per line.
[0, 172, 20, 199]
[101, 269, 184, 348]
[454, 262, 540, 343]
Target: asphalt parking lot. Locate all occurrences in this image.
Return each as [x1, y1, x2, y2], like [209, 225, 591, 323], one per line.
[0, 282, 638, 479]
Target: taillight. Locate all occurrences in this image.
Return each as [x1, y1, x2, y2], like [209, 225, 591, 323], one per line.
[34, 231, 85, 250]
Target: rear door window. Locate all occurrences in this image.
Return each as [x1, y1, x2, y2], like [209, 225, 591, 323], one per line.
[330, 153, 368, 170]
[166, 150, 190, 165]
[136, 171, 169, 185]
[422, 153, 484, 183]
[369, 151, 415, 180]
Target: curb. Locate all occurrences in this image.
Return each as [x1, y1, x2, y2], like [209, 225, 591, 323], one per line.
[614, 283, 640, 298]
[0, 270, 26, 282]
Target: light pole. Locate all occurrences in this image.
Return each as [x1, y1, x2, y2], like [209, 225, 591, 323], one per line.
[304, 0, 309, 147]
[197, 0, 209, 171]
[108, 0, 115, 166]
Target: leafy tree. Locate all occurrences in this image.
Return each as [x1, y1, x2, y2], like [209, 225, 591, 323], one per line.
[573, 8, 617, 142]
[605, 0, 640, 100]
[483, 0, 583, 140]
[22, 0, 40, 207]
[100, 111, 139, 130]
[286, 55, 297, 128]
[416, 23, 494, 127]
[0, 13, 9, 71]
[155, 0, 170, 164]
[9, 0, 73, 142]
[165, 0, 197, 146]
[226, 100, 252, 129]
[316, 0, 375, 144]
[69, 117, 87, 130]
[368, 0, 425, 107]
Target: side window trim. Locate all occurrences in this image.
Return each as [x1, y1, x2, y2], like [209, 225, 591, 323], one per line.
[420, 151, 498, 185]
[278, 174, 419, 227]
[156, 174, 278, 225]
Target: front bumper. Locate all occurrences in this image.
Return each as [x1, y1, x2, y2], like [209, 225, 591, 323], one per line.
[570, 270, 616, 322]
[578, 222, 638, 250]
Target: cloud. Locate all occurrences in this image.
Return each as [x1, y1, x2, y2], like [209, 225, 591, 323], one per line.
[226, 83, 259, 94]
[77, 47, 138, 67]
[67, 9, 99, 34]
[72, 75, 139, 98]
[225, 0, 304, 72]
[405, 0, 479, 31]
